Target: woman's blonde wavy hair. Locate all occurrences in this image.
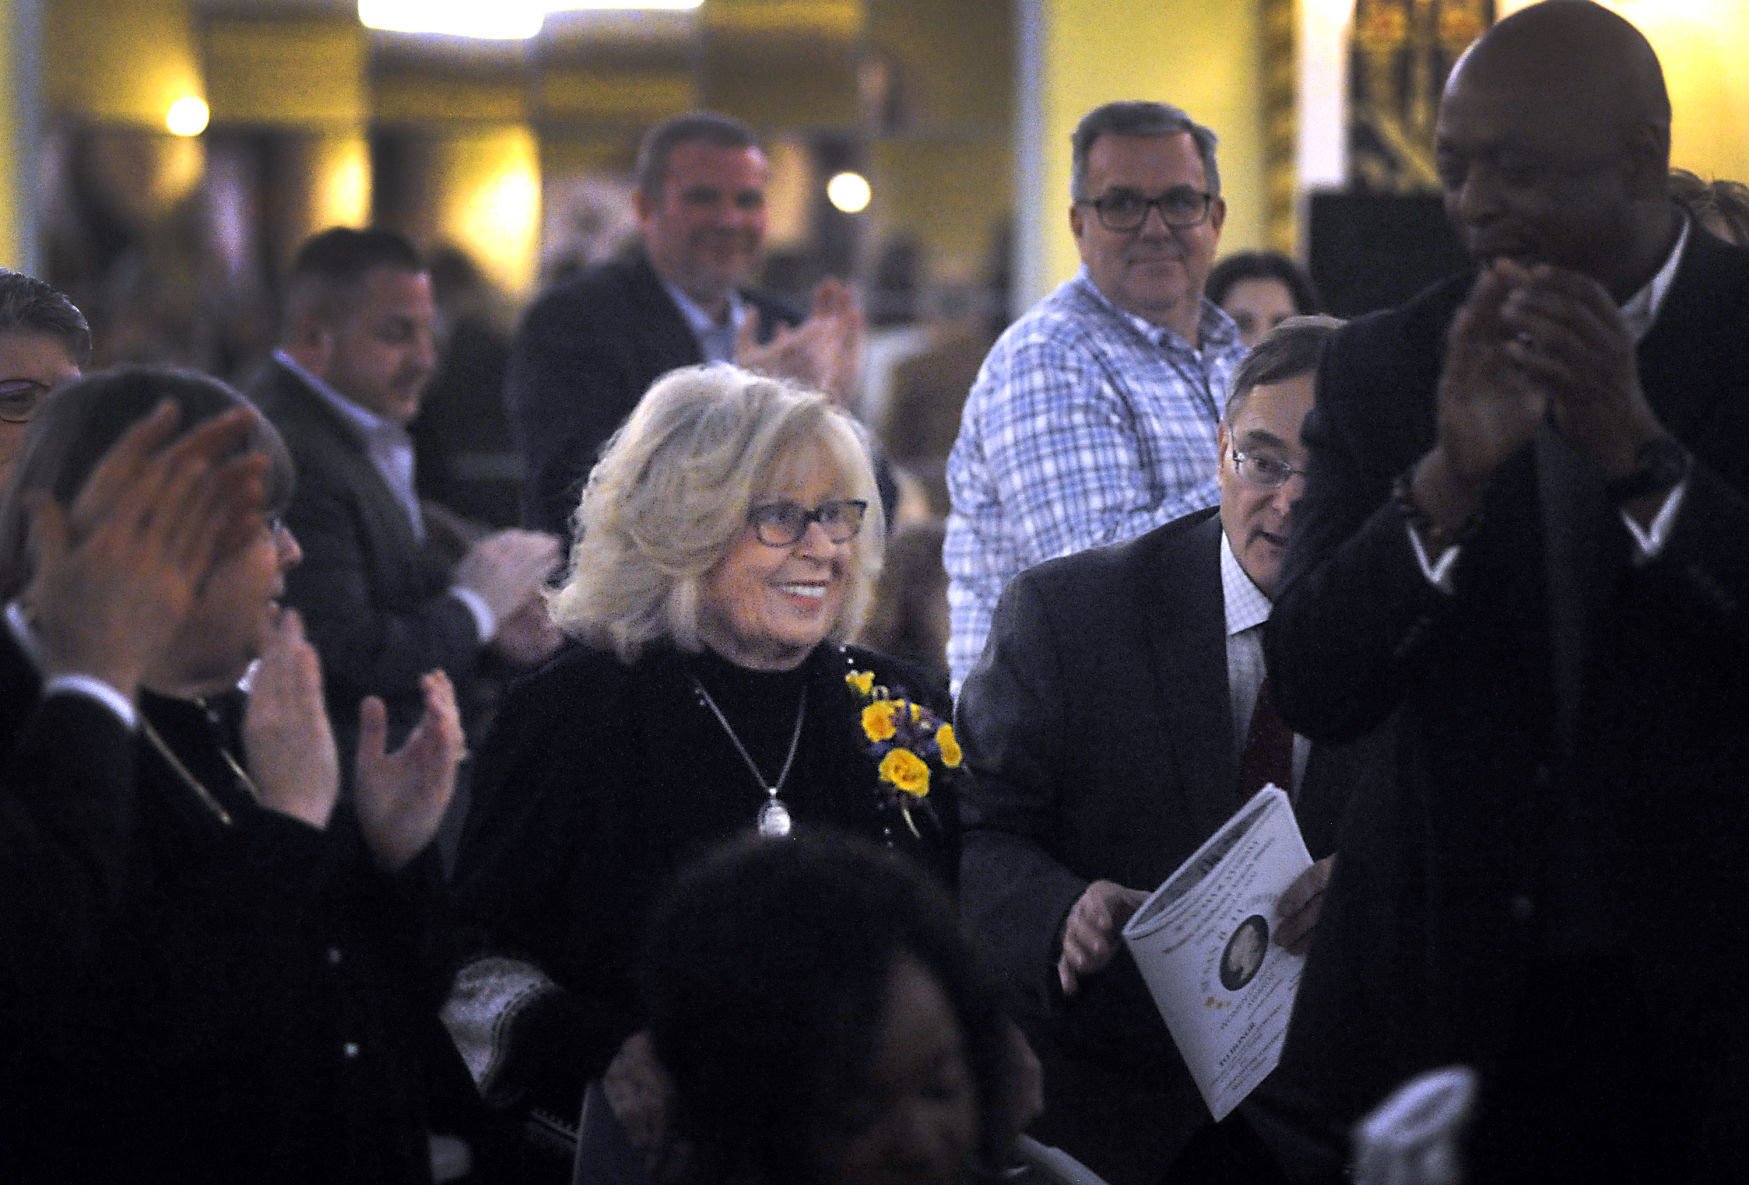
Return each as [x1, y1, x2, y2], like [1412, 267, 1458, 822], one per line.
[548, 364, 884, 663]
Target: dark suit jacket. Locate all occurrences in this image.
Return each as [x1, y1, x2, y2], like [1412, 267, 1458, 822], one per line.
[0, 635, 136, 1078]
[0, 630, 440, 1185]
[249, 359, 483, 758]
[956, 511, 1384, 1185]
[1265, 226, 1749, 1181]
[504, 251, 799, 537]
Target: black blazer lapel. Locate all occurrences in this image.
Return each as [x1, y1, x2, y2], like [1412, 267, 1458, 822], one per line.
[627, 254, 709, 374]
[262, 363, 430, 569]
[1140, 513, 1238, 844]
[1639, 227, 1749, 444]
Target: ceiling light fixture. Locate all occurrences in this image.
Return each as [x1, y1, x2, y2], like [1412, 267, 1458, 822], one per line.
[358, 0, 546, 39]
[166, 96, 211, 137]
[827, 171, 871, 215]
[546, 1, 702, 10]
[358, 0, 702, 39]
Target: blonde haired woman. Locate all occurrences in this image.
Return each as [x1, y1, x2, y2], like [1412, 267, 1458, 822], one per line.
[445, 365, 959, 1173]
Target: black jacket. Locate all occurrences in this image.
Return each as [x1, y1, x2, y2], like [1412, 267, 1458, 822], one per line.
[504, 252, 800, 538]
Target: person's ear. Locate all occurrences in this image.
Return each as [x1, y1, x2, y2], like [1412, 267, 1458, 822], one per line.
[1625, 122, 1672, 200]
[289, 314, 336, 375]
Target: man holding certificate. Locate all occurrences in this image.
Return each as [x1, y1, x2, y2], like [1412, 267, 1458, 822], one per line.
[956, 316, 1385, 1185]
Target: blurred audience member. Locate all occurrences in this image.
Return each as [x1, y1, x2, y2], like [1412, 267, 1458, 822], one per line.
[0, 367, 464, 1184]
[250, 227, 560, 773]
[0, 270, 89, 488]
[1207, 251, 1323, 349]
[878, 298, 995, 518]
[1668, 166, 1749, 246]
[412, 246, 523, 529]
[856, 517, 950, 687]
[640, 832, 1022, 1185]
[506, 111, 864, 538]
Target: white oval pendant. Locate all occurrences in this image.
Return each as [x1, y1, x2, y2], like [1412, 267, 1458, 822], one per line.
[757, 797, 793, 838]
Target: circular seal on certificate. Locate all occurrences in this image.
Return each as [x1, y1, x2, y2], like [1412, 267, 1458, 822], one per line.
[1219, 914, 1269, 991]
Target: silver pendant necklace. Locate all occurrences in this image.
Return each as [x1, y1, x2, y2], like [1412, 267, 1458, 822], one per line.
[690, 673, 808, 838]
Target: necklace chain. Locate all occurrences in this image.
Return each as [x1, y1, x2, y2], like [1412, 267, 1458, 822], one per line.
[690, 674, 807, 803]
[138, 706, 262, 828]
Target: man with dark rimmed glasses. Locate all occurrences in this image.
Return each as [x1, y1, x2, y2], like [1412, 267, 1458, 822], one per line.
[957, 316, 1376, 1185]
[0, 269, 89, 490]
[946, 100, 1247, 690]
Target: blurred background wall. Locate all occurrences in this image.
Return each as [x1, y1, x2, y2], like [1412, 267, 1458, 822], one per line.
[0, 0, 1743, 377]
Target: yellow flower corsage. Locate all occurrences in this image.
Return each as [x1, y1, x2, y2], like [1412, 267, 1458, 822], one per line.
[846, 667, 961, 841]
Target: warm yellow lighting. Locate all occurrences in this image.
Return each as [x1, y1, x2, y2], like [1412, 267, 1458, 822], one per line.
[546, 1, 702, 9]
[358, 0, 545, 39]
[440, 128, 542, 298]
[166, 96, 209, 137]
[358, 0, 699, 36]
[314, 137, 372, 230]
[826, 171, 871, 215]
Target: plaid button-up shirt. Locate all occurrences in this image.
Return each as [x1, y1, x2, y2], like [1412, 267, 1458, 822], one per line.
[945, 268, 1245, 687]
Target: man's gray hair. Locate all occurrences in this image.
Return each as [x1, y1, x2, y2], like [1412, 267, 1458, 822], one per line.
[1222, 315, 1345, 425]
[0, 270, 90, 366]
[635, 111, 762, 201]
[1071, 101, 1221, 201]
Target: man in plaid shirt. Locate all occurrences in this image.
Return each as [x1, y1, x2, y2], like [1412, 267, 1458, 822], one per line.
[946, 100, 1246, 688]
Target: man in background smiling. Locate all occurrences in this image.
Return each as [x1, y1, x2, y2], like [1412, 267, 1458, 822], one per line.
[945, 100, 1247, 689]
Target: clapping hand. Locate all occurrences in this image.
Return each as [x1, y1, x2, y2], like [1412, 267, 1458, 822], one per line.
[30, 402, 267, 698]
[734, 277, 865, 408]
[454, 530, 561, 626]
[1495, 260, 1665, 480]
[243, 608, 341, 829]
[354, 669, 465, 872]
[488, 595, 562, 669]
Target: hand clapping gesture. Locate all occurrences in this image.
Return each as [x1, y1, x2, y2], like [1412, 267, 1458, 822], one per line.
[354, 669, 465, 872]
[243, 608, 341, 829]
[29, 402, 267, 698]
[1417, 258, 1670, 536]
[734, 277, 866, 408]
[245, 609, 464, 871]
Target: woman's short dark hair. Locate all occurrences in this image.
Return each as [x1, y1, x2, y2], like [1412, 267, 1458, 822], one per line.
[1206, 250, 1323, 317]
[641, 832, 1011, 1185]
[0, 366, 293, 599]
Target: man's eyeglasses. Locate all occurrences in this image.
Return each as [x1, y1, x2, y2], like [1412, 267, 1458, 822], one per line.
[0, 380, 52, 425]
[1230, 450, 1307, 491]
[1078, 187, 1215, 233]
[748, 499, 869, 547]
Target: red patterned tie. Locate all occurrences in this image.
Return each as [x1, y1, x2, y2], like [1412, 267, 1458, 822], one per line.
[1237, 676, 1294, 801]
